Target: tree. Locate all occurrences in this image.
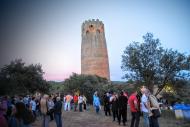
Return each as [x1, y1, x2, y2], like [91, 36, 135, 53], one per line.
[63, 73, 109, 104]
[162, 79, 190, 104]
[121, 33, 190, 95]
[0, 59, 49, 95]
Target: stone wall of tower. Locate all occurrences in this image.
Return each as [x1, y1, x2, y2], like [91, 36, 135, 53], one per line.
[81, 19, 110, 80]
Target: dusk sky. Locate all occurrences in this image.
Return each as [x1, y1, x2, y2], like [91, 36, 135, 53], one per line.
[0, 0, 190, 81]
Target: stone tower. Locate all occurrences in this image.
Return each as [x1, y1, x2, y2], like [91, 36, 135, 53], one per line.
[81, 19, 110, 80]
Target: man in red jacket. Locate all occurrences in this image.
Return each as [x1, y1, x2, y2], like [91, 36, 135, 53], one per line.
[73, 94, 78, 111]
[128, 91, 141, 127]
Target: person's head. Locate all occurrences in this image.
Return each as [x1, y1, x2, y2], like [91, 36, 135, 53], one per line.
[56, 97, 61, 101]
[145, 89, 151, 96]
[32, 97, 35, 100]
[43, 94, 49, 100]
[106, 92, 109, 97]
[120, 91, 124, 96]
[140, 85, 147, 94]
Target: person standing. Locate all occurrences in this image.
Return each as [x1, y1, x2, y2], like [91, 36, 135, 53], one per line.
[29, 97, 37, 119]
[48, 96, 54, 121]
[118, 91, 128, 126]
[83, 95, 87, 110]
[93, 92, 101, 114]
[110, 92, 119, 122]
[0, 97, 8, 127]
[54, 97, 63, 127]
[149, 93, 160, 127]
[40, 94, 49, 127]
[141, 88, 150, 127]
[103, 92, 111, 116]
[73, 94, 78, 111]
[64, 94, 72, 111]
[78, 95, 83, 112]
[128, 91, 141, 127]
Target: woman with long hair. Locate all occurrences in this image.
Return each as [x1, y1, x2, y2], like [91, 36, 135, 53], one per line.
[40, 94, 49, 127]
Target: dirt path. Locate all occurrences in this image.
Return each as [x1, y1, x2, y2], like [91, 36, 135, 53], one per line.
[32, 109, 127, 127]
[32, 108, 190, 127]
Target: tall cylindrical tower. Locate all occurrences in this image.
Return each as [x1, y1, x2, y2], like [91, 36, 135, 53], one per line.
[81, 19, 110, 80]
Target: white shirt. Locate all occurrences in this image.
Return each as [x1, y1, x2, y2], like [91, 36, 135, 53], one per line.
[141, 94, 149, 113]
[78, 96, 83, 104]
[110, 95, 116, 102]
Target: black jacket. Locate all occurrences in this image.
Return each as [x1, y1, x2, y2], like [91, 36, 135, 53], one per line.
[54, 100, 62, 114]
[118, 95, 128, 110]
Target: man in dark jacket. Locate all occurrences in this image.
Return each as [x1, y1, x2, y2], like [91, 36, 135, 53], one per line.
[103, 92, 111, 116]
[110, 92, 119, 121]
[54, 97, 62, 127]
[118, 91, 128, 126]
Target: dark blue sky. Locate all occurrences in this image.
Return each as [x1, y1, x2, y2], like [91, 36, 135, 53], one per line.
[0, 0, 190, 81]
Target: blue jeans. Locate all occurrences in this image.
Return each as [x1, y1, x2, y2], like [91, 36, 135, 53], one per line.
[54, 113, 62, 127]
[79, 103, 83, 112]
[95, 106, 100, 114]
[143, 112, 149, 127]
[42, 114, 49, 127]
[64, 102, 70, 111]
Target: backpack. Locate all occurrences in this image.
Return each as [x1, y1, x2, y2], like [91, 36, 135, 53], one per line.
[22, 108, 35, 125]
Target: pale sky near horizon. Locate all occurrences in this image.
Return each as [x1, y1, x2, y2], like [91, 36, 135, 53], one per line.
[0, 0, 190, 81]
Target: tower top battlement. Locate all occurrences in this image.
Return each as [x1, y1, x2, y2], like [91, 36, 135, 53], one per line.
[82, 19, 104, 36]
[82, 19, 103, 27]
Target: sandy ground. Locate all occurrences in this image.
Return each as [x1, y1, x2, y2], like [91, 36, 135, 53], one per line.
[32, 107, 190, 127]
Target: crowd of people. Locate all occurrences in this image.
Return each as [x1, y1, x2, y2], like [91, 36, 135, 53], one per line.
[93, 86, 161, 127]
[0, 86, 161, 127]
[0, 93, 88, 127]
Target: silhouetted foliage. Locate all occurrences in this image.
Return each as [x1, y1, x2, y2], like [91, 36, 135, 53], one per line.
[162, 80, 190, 104]
[63, 73, 110, 104]
[121, 33, 190, 95]
[0, 59, 49, 95]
